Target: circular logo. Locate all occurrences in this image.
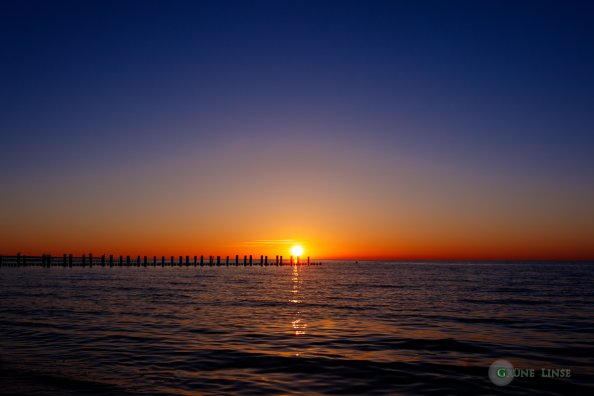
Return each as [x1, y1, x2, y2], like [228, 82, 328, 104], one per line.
[489, 359, 514, 386]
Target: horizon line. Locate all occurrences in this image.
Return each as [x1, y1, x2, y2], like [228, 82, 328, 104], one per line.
[1, 252, 592, 263]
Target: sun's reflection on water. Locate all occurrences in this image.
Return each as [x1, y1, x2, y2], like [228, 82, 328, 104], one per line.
[290, 265, 307, 336]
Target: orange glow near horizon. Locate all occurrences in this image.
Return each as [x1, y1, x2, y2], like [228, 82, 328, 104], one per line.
[1, 136, 593, 261]
[2, 230, 593, 261]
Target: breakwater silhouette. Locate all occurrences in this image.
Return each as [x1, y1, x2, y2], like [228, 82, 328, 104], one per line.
[0, 253, 321, 267]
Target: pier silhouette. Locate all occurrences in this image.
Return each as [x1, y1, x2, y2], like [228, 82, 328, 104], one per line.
[0, 254, 321, 267]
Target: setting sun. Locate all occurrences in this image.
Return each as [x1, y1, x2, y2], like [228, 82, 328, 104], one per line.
[291, 245, 304, 257]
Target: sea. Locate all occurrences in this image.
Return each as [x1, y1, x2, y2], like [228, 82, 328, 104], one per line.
[1, 261, 593, 395]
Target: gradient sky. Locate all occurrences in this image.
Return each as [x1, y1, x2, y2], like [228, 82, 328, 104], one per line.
[2, 0, 594, 259]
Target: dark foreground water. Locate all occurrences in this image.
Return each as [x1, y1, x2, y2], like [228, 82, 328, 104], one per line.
[1, 262, 593, 395]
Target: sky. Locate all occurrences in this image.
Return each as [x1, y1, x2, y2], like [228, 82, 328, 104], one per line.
[2, 0, 594, 260]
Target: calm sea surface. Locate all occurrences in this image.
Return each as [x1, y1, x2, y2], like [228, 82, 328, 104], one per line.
[1, 262, 593, 395]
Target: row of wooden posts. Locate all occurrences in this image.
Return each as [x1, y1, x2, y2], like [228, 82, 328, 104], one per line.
[0, 254, 321, 267]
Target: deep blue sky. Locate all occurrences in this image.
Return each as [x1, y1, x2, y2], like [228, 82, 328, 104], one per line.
[2, 1, 594, 258]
